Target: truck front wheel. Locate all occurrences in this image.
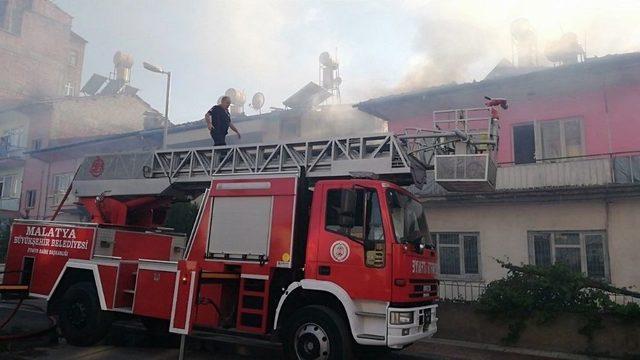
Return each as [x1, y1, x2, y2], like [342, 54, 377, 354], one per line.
[58, 281, 113, 346]
[283, 305, 353, 360]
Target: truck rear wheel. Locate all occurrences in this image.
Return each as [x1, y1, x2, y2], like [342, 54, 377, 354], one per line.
[58, 281, 113, 346]
[283, 305, 353, 360]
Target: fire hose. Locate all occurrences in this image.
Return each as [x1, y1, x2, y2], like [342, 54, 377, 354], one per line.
[0, 270, 57, 342]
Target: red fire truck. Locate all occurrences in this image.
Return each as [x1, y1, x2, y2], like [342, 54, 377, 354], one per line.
[2, 105, 501, 359]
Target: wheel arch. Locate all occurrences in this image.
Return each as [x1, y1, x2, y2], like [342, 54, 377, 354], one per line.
[274, 279, 359, 340]
[48, 262, 107, 314]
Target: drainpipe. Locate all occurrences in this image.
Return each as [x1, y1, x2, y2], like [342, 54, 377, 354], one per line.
[604, 198, 612, 282]
[602, 78, 613, 154]
[42, 162, 51, 220]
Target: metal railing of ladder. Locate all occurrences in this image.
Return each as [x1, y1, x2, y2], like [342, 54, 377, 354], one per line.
[147, 133, 427, 184]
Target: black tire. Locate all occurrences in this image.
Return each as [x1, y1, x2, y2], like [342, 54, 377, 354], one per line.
[283, 305, 353, 360]
[58, 281, 113, 346]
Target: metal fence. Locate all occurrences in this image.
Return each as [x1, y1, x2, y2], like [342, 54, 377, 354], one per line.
[438, 280, 487, 302]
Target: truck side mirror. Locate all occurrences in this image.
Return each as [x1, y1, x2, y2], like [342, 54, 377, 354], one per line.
[337, 189, 357, 228]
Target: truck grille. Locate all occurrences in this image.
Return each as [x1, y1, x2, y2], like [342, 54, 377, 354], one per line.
[408, 279, 438, 298]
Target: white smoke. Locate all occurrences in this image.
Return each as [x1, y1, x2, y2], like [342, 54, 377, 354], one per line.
[396, 0, 640, 91]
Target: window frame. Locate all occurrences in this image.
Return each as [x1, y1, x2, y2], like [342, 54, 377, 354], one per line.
[64, 81, 75, 96]
[512, 122, 536, 165]
[324, 187, 386, 268]
[433, 232, 481, 280]
[69, 50, 78, 67]
[51, 173, 72, 206]
[0, 0, 9, 30]
[31, 138, 42, 150]
[0, 175, 17, 198]
[527, 230, 610, 281]
[25, 189, 37, 208]
[324, 187, 382, 245]
[534, 117, 585, 161]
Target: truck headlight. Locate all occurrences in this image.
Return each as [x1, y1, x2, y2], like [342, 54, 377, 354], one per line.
[389, 311, 414, 325]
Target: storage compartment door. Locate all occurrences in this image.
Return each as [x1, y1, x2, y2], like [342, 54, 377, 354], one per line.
[207, 196, 273, 261]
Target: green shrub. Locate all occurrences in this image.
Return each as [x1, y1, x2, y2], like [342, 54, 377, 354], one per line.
[477, 261, 640, 344]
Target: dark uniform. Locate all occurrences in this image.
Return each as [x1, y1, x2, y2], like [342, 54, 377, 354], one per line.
[207, 105, 231, 146]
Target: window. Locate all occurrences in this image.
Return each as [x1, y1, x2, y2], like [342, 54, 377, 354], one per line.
[528, 231, 608, 280]
[537, 118, 583, 160]
[64, 81, 75, 96]
[69, 50, 78, 67]
[0, 175, 17, 198]
[326, 188, 383, 242]
[31, 138, 42, 150]
[513, 123, 535, 164]
[433, 232, 480, 277]
[325, 188, 385, 267]
[0, 1, 7, 29]
[52, 173, 72, 205]
[25, 189, 37, 208]
[2, 127, 24, 150]
[386, 189, 432, 248]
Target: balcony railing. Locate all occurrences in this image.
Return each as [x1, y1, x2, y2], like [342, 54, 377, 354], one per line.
[0, 197, 19, 211]
[413, 153, 640, 196]
[497, 157, 613, 190]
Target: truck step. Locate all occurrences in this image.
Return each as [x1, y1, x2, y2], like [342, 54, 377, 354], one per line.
[113, 306, 133, 313]
[190, 329, 280, 350]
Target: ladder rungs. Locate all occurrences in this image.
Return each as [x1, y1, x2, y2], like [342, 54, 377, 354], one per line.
[239, 308, 265, 315]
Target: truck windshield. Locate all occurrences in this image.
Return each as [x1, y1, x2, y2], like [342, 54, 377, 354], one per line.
[387, 189, 433, 249]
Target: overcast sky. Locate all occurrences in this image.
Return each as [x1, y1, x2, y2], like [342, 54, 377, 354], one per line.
[55, 0, 640, 124]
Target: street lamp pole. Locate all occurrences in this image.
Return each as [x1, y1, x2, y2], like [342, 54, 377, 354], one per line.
[162, 71, 171, 149]
[143, 61, 171, 149]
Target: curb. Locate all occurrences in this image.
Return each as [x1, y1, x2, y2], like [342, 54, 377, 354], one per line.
[418, 338, 617, 360]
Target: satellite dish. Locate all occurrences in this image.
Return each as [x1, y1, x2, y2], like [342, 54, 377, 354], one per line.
[319, 52, 333, 66]
[225, 88, 246, 105]
[251, 92, 265, 110]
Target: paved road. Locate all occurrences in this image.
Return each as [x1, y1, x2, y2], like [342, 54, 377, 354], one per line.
[0, 300, 555, 360]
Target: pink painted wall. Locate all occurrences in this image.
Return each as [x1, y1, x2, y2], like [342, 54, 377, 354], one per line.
[387, 82, 640, 164]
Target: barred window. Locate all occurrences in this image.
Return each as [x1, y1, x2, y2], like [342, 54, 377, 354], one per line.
[528, 231, 608, 280]
[433, 232, 480, 277]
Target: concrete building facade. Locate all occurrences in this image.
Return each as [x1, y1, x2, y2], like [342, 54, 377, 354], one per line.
[0, 0, 85, 106]
[0, 94, 162, 219]
[167, 104, 388, 149]
[357, 53, 640, 294]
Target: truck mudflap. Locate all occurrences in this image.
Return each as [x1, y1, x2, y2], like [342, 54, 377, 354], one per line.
[387, 304, 438, 348]
[169, 260, 199, 335]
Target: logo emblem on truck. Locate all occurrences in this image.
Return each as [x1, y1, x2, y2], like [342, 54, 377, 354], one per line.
[330, 241, 350, 262]
[90, 157, 105, 177]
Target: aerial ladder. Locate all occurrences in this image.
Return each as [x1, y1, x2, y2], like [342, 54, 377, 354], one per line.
[73, 102, 502, 202]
